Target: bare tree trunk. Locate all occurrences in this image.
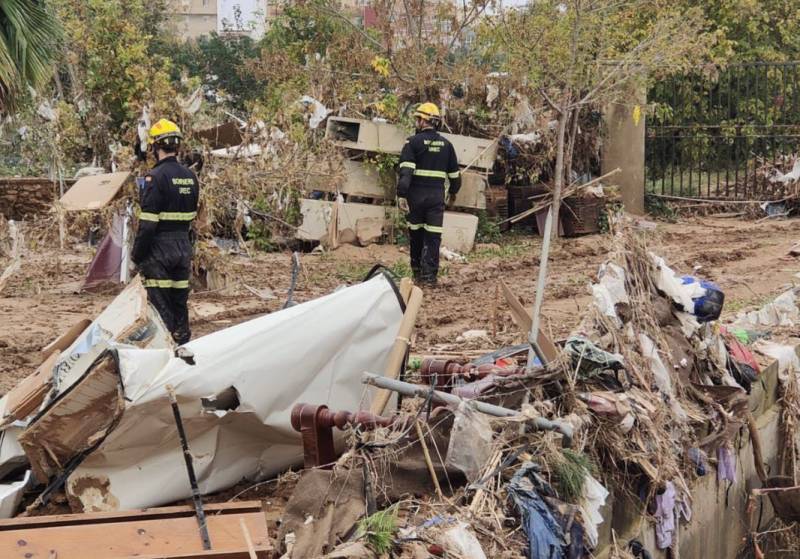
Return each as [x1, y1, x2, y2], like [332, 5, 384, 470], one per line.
[550, 93, 572, 240]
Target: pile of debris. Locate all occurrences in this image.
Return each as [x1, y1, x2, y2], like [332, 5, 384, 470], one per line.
[266, 220, 800, 558]
[1, 219, 799, 558]
[0, 269, 416, 556]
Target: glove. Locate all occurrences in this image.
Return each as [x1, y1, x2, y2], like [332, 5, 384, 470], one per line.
[398, 198, 409, 213]
[447, 193, 457, 209]
[396, 170, 412, 199]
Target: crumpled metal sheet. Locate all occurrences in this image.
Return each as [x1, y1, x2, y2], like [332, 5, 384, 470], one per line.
[64, 274, 403, 511]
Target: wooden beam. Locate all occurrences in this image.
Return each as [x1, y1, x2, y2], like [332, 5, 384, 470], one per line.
[499, 280, 559, 362]
[0, 501, 268, 530]
[0, 509, 272, 559]
[135, 551, 271, 559]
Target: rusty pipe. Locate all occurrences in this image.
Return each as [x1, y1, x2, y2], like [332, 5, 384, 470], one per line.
[362, 372, 573, 447]
[420, 358, 527, 389]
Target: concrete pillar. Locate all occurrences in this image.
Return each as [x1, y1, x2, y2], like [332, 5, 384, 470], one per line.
[602, 87, 646, 215]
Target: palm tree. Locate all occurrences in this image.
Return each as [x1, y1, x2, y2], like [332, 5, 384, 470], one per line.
[0, 0, 62, 112]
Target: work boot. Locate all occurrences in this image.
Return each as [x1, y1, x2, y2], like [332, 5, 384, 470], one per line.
[411, 266, 422, 284]
[420, 274, 438, 288]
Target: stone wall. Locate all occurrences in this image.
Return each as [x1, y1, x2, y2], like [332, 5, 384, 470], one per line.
[0, 178, 71, 220]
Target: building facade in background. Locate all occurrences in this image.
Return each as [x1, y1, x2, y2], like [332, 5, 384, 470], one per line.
[169, 0, 268, 40]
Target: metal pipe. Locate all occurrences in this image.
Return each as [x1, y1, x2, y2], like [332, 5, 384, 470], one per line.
[166, 385, 212, 550]
[362, 373, 573, 447]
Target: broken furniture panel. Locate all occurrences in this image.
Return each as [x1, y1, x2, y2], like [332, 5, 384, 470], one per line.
[442, 211, 479, 253]
[326, 117, 498, 171]
[59, 171, 131, 211]
[84, 209, 127, 290]
[194, 121, 244, 149]
[308, 160, 488, 210]
[61, 276, 172, 360]
[0, 423, 27, 479]
[455, 172, 488, 210]
[0, 470, 30, 519]
[297, 200, 480, 252]
[0, 501, 271, 558]
[19, 351, 124, 484]
[296, 199, 387, 244]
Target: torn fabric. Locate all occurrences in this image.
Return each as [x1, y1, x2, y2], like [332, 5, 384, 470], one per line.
[508, 463, 565, 559]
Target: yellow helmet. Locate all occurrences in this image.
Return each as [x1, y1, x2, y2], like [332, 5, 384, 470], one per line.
[414, 102, 441, 121]
[148, 118, 182, 145]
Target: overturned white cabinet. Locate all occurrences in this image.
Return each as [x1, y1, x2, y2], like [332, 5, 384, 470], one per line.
[297, 199, 479, 252]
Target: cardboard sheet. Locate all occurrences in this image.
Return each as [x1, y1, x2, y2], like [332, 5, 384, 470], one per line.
[58, 275, 403, 511]
[1, 352, 59, 426]
[59, 172, 130, 211]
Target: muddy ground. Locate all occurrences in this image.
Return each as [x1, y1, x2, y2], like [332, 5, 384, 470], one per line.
[1, 215, 799, 394]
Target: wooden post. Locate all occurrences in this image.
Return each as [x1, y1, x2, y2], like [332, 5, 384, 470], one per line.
[370, 286, 424, 415]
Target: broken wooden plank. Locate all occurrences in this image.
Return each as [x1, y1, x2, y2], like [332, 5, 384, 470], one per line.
[41, 317, 92, 358]
[499, 279, 559, 362]
[0, 509, 271, 559]
[371, 286, 424, 416]
[0, 501, 270, 530]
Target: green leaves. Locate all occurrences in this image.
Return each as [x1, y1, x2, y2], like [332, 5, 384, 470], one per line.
[0, 0, 63, 111]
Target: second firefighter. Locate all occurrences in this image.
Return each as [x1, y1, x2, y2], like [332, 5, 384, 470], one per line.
[132, 118, 199, 345]
[396, 103, 460, 286]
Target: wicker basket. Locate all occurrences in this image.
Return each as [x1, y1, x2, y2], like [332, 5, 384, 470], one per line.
[562, 196, 605, 237]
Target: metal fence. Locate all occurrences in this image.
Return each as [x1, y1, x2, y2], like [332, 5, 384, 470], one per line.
[646, 62, 800, 200]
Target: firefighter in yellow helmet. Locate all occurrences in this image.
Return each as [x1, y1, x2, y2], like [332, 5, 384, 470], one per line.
[132, 119, 199, 345]
[396, 103, 460, 286]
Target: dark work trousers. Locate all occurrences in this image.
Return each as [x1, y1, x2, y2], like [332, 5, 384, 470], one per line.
[139, 232, 193, 345]
[407, 185, 445, 283]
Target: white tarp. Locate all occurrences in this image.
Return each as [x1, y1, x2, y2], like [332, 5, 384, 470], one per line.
[63, 274, 403, 511]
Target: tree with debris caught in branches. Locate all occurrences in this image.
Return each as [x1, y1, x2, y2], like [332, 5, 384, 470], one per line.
[481, 0, 716, 238]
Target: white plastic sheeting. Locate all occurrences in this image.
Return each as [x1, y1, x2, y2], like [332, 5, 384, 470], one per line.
[579, 473, 609, 548]
[64, 275, 404, 511]
[0, 471, 31, 518]
[651, 254, 704, 312]
[734, 288, 800, 329]
[591, 263, 629, 325]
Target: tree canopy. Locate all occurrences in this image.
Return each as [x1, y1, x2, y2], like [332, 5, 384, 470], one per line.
[0, 0, 62, 112]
